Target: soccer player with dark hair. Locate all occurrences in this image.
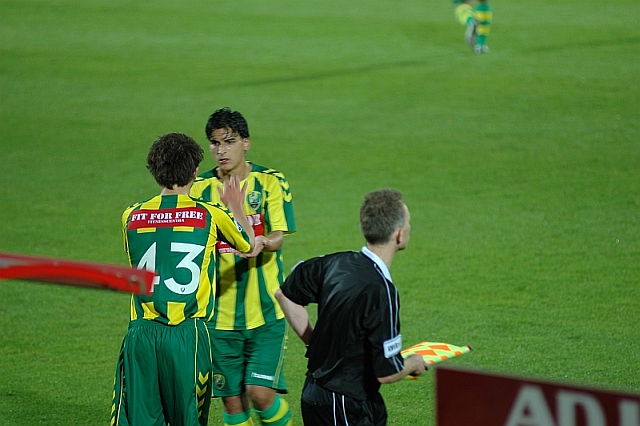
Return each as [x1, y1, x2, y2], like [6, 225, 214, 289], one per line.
[454, 0, 492, 54]
[111, 132, 255, 426]
[275, 188, 428, 426]
[191, 108, 296, 426]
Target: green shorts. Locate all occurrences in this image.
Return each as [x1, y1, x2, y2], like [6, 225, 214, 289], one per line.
[209, 318, 289, 397]
[111, 318, 212, 426]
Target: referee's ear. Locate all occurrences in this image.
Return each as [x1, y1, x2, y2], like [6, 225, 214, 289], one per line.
[394, 227, 403, 246]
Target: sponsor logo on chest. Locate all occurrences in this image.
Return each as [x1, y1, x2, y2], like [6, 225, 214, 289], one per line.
[217, 213, 264, 253]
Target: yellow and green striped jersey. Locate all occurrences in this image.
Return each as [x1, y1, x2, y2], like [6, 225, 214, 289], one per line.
[122, 194, 251, 325]
[190, 163, 296, 330]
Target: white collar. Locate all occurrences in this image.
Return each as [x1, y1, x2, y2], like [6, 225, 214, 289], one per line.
[361, 246, 392, 282]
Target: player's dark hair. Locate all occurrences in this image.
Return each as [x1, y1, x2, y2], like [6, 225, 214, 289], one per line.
[205, 107, 250, 140]
[147, 133, 204, 189]
[360, 189, 406, 245]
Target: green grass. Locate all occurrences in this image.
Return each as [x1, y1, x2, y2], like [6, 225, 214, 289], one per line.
[1, 0, 639, 424]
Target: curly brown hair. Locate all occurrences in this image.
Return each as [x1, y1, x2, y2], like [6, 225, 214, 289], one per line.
[146, 133, 204, 189]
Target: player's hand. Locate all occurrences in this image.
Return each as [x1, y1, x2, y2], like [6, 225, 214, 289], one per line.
[237, 236, 269, 258]
[217, 175, 247, 211]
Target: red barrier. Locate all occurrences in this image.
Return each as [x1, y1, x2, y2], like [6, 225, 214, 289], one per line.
[0, 252, 154, 295]
[436, 365, 640, 426]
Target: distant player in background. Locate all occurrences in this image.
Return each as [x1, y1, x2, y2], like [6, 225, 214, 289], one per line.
[112, 132, 255, 426]
[274, 189, 429, 426]
[191, 108, 296, 426]
[454, 0, 492, 54]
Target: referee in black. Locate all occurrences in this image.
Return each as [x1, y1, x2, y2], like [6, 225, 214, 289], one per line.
[275, 188, 428, 426]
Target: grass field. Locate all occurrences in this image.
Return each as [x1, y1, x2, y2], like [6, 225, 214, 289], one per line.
[1, 0, 639, 424]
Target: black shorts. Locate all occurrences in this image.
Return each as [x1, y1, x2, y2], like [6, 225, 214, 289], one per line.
[300, 375, 387, 426]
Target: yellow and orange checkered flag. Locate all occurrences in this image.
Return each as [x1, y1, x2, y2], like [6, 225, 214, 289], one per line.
[401, 341, 472, 379]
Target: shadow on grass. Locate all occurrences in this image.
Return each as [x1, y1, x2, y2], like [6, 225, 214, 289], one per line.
[528, 36, 640, 53]
[207, 57, 434, 89]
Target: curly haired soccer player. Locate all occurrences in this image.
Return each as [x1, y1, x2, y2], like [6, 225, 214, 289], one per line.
[454, 0, 492, 54]
[191, 108, 296, 426]
[111, 132, 255, 426]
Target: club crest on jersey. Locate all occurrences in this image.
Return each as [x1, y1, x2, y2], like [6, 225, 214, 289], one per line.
[247, 191, 262, 211]
[213, 374, 226, 390]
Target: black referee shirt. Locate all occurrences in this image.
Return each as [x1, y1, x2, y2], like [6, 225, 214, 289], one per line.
[281, 248, 405, 400]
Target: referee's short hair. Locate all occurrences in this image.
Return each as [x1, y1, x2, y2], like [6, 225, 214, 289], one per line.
[360, 188, 406, 245]
[147, 132, 204, 189]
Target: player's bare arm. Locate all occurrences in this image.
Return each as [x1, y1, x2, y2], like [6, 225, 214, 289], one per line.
[377, 353, 428, 384]
[262, 230, 284, 251]
[274, 289, 313, 345]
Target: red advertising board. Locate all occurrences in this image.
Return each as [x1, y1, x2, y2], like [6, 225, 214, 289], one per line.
[436, 365, 640, 426]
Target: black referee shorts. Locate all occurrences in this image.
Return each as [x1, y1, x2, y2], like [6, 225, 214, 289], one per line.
[300, 375, 388, 426]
